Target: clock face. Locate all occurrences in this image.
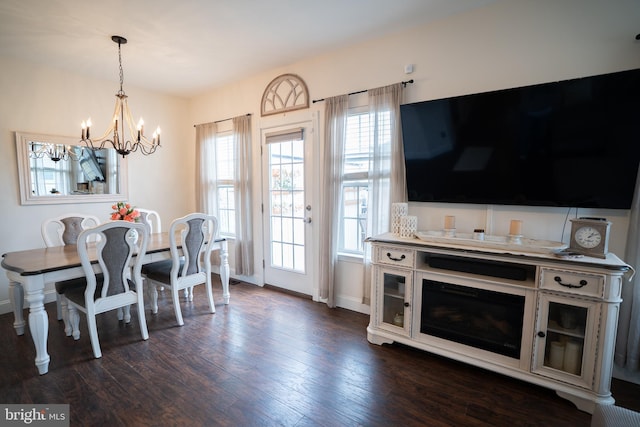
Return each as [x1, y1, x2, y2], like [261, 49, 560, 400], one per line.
[574, 226, 602, 249]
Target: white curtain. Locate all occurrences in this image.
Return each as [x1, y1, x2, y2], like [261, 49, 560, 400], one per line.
[319, 95, 349, 307]
[232, 115, 254, 276]
[362, 83, 407, 304]
[615, 170, 640, 372]
[195, 122, 218, 214]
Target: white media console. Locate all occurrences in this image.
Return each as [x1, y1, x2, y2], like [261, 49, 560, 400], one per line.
[367, 233, 631, 413]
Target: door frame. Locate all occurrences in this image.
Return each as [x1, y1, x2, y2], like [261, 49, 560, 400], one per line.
[259, 110, 320, 301]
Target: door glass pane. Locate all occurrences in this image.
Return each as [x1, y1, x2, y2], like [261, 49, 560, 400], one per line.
[544, 302, 586, 375]
[383, 272, 406, 327]
[268, 138, 305, 273]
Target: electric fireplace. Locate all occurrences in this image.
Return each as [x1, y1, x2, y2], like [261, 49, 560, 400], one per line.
[420, 279, 526, 359]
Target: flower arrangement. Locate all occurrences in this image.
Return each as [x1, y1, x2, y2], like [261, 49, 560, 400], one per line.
[110, 202, 140, 222]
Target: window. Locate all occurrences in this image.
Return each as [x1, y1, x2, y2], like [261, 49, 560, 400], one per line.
[214, 132, 236, 236]
[339, 108, 392, 255]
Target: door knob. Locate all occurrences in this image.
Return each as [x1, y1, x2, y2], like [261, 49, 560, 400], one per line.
[303, 217, 312, 224]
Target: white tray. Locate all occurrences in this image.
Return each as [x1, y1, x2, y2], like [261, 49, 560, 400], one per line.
[415, 230, 567, 254]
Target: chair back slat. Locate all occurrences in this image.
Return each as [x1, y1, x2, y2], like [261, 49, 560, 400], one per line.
[99, 227, 134, 297]
[184, 217, 206, 276]
[60, 217, 85, 245]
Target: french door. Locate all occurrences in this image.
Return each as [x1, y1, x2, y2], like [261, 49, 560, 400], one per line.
[261, 117, 318, 298]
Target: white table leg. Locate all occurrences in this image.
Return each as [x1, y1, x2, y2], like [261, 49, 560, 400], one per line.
[27, 291, 50, 375]
[20, 274, 50, 375]
[219, 240, 230, 304]
[9, 280, 25, 335]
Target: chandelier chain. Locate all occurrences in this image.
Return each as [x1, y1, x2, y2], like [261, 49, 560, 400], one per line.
[118, 40, 125, 96]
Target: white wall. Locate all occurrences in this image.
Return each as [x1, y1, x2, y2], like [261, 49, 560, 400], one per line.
[0, 57, 190, 312]
[188, 0, 640, 311]
[1, 0, 639, 315]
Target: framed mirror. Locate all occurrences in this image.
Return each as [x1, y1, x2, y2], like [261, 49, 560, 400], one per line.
[15, 131, 128, 205]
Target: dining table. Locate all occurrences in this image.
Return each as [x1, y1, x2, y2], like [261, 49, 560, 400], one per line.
[1, 231, 230, 375]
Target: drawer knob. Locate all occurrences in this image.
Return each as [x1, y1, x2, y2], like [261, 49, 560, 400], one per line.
[554, 276, 588, 289]
[386, 252, 406, 262]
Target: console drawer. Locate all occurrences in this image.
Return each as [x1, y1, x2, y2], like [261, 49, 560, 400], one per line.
[374, 246, 415, 268]
[539, 268, 604, 298]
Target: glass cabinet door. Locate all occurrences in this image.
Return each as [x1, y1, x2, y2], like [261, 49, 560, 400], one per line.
[376, 266, 412, 335]
[533, 293, 597, 388]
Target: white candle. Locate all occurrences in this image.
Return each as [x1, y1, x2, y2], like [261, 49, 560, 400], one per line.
[509, 219, 523, 235]
[563, 341, 582, 375]
[444, 215, 455, 229]
[549, 341, 565, 370]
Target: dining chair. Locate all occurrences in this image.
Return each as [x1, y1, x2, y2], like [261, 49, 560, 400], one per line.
[142, 213, 218, 326]
[136, 208, 169, 308]
[41, 213, 101, 248]
[64, 220, 150, 358]
[137, 208, 162, 233]
[41, 213, 101, 334]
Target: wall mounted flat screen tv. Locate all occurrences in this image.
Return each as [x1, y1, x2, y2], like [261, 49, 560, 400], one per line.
[401, 68, 640, 209]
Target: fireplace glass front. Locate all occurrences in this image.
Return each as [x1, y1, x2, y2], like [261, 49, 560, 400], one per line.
[421, 279, 525, 359]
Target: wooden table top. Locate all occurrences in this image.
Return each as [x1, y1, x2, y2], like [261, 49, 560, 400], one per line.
[2, 232, 174, 276]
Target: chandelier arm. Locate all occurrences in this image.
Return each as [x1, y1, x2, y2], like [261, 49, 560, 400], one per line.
[122, 99, 139, 143]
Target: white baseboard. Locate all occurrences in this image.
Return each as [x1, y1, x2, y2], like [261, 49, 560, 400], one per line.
[613, 363, 640, 385]
[335, 295, 370, 315]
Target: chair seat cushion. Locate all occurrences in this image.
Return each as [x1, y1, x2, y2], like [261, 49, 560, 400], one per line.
[64, 276, 138, 305]
[142, 259, 185, 283]
[55, 274, 103, 294]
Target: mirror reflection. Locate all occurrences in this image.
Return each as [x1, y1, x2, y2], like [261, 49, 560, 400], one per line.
[16, 132, 127, 205]
[28, 142, 118, 196]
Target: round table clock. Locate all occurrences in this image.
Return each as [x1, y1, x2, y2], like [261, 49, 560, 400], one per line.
[569, 218, 611, 258]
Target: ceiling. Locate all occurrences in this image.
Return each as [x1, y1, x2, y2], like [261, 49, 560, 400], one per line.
[0, 0, 494, 98]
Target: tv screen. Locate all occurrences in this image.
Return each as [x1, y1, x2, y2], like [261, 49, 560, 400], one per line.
[401, 68, 640, 209]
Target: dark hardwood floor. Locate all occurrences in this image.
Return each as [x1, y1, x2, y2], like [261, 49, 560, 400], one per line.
[1, 278, 639, 426]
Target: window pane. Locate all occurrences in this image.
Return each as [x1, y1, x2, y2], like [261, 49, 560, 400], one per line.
[217, 185, 235, 235]
[216, 135, 234, 180]
[271, 242, 283, 267]
[339, 110, 373, 255]
[293, 244, 305, 271]
[344, 113, 370, 175]
[271, 217, 282, 241]
[341, 184, 368, 253]
[214, 133, 236, 237]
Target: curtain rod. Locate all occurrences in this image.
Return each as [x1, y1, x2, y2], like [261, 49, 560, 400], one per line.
[193, 113, 251, 128]
[311, 79, 414, 104]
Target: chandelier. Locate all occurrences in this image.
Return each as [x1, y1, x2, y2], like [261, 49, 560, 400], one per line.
[80, 36, 160, 158]
[29, 142, 82, 162]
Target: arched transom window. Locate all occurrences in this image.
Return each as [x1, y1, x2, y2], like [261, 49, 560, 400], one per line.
[261, 74, 309, 116]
